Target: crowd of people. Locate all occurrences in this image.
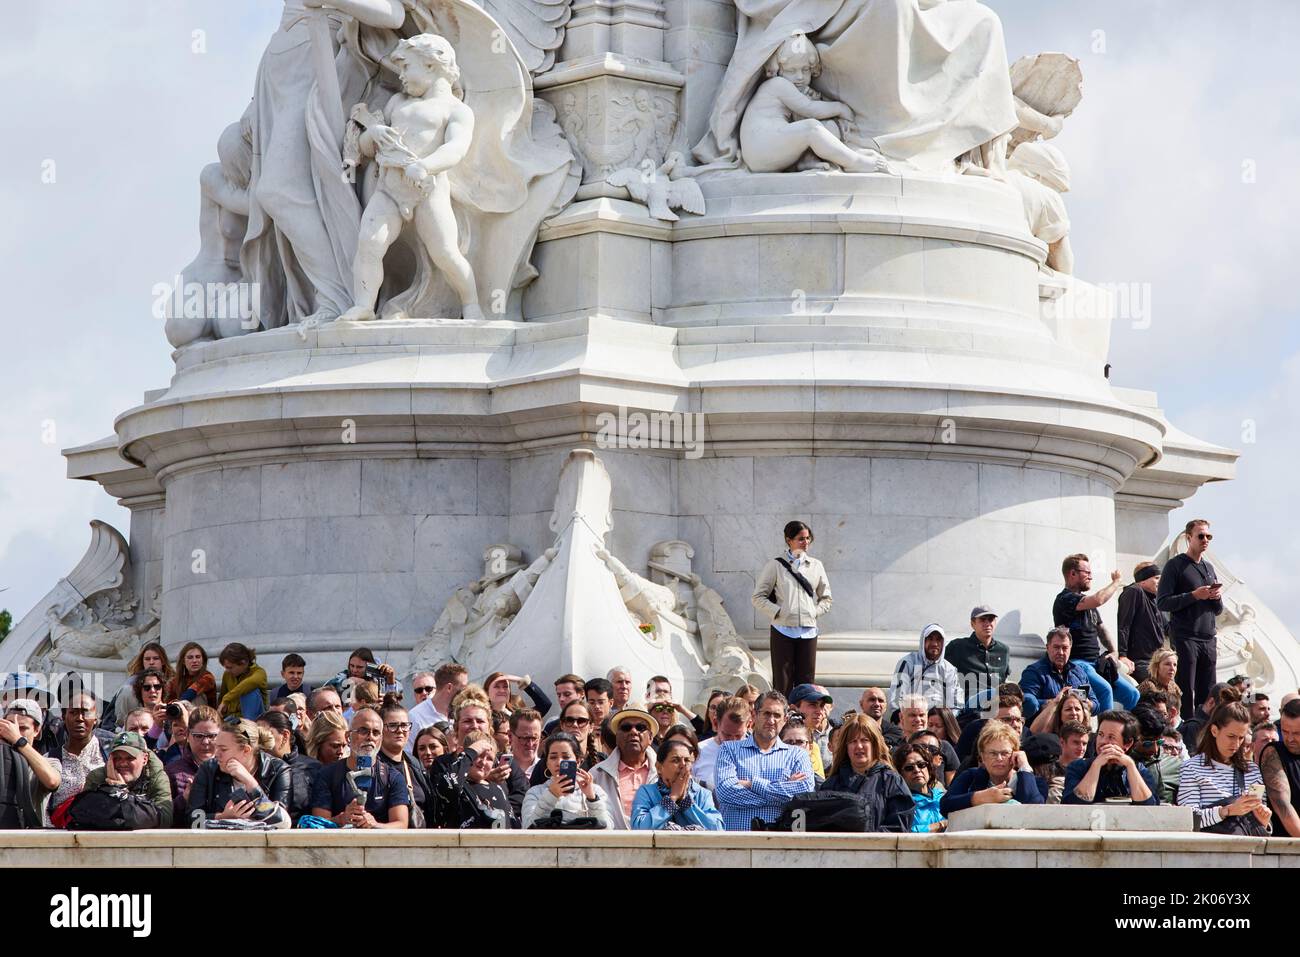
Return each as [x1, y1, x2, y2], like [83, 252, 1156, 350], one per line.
[2, 518, 1298, 836]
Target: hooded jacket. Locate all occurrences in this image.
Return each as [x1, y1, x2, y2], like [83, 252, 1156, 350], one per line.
[889, 624, 963, 710]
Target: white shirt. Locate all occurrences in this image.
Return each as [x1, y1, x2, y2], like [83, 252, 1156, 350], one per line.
[406, 697, 450, 754]
[695, 736, 724, 788]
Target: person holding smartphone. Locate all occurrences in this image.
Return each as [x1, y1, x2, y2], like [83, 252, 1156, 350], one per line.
[520, 732, 609, 828]
[1157, 519, 1226, 714]
[751, 520, 833, 696]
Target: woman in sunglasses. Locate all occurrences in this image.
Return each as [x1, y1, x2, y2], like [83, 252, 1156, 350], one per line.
[892, 743, 946, 832]
[531, 700, 605, 784]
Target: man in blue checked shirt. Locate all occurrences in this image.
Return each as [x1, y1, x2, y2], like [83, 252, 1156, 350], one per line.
[714, 690, 814, 829]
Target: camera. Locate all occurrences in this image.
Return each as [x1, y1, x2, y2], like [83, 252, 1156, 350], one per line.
[363, 663, 386, 683]
[165, 703, 184, 720]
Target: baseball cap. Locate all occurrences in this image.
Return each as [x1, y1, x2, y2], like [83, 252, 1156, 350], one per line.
[5, 698, 44, 728]
[1, 672, 44, 696]
[109, 731, 148, 758]
[789, 683, 833, 705]
[970, 605, 998, 620]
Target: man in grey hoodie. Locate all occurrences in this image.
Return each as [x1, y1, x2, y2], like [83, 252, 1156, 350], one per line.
[888, 624, 963, 711]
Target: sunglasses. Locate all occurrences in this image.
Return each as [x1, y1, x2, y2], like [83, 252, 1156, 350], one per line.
[901, 761, 928, 773]
[619, 722, 650, 734]
[1194, 533, 1213, 541]
[562, 717, 590, 726]
[141, 684, 163, 692]
[414, 686, 435, 695]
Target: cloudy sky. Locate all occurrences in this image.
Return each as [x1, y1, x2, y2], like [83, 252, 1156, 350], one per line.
[2, 2, 1297, 639]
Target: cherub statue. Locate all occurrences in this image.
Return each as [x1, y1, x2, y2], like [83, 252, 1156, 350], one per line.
[1005, 141, 1073, 275]
[339, 34, 485, 322]
[738, 32, 894, 175]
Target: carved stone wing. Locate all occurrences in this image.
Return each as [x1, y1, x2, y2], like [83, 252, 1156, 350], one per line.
[480, 0, 571, 75]
[66, 520, 130, 607]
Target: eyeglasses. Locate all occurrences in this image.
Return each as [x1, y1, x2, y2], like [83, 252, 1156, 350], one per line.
[619, 722, 649, 734]
[141, 684, 163, 692]
[562, 717, 590, 727]
[353, 728, 383, 738]
[190, 732, 219, 743]
[984, 749, 1014, 760]
[1195, 533, 1213, 541]
[901, 761, 928, 772]
[414, 686, 435, 695]
[651, 704, 674, 713]
[384, 722, 412, 733]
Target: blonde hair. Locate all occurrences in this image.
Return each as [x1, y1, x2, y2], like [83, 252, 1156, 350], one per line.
[976, 720, 1020, 758]
[451, 684, 489, 711]
[305, 710, 348, 759]
[353, 681, 380, 707]
[461, 730, 495, 752]
[223, 717, 276, 752]
[1146, 647, 1178, 689]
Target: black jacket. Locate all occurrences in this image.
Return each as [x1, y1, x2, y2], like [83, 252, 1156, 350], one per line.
[817, 763, 915, 832]
[185, 752, 292, 826]
[428, 751, 519, 829]
[1156, 554, 1223, 640]
[1117, 583, 1166, 665]
[0, 742, 43, 828]
[282, 751, 322, 823]
[944, 633, 1011, 689]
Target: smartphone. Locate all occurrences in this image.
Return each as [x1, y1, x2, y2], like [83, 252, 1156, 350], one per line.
[496, 754, 511, 766]
[559, 759, 578, 787]
[1247, 783, 1266, 800]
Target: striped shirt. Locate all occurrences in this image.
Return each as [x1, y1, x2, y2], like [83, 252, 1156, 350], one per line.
[714, 733, 814, 830]
[1176, 756, 1263, 829]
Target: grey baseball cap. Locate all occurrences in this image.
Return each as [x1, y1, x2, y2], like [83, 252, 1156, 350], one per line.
[970, 605, 998, 620]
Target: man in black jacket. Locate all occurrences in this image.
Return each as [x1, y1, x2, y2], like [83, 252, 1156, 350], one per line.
[944, 606, 1010, 708]
[1117, 563, 1166, 682]
[1157, 519, 1224, 712]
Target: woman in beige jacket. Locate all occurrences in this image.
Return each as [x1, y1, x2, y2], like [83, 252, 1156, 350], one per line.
[751, 521, 833, 695]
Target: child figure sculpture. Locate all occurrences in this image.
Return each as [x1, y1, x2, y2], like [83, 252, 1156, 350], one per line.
[340, 34, 484, 322]
[739, 32, 893, 175]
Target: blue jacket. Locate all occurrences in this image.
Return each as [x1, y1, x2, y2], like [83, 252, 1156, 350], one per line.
[1017, 655, 1102, 717]
[1061, 756, 1159, 805]
[910, 786, 946, 832]
[939, 767, 1045, 816]
[631, 779, 724, 830]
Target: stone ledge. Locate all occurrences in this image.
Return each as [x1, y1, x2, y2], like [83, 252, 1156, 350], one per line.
[948, 804, 1193, 833]
[1, 830, 1293, 868]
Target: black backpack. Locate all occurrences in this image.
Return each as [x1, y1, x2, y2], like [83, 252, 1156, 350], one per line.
[63, 787, 163, 831]
[756, 791, 869, 833]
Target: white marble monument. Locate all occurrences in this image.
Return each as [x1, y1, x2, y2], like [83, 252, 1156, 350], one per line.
[5, 0, 1298, 708]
